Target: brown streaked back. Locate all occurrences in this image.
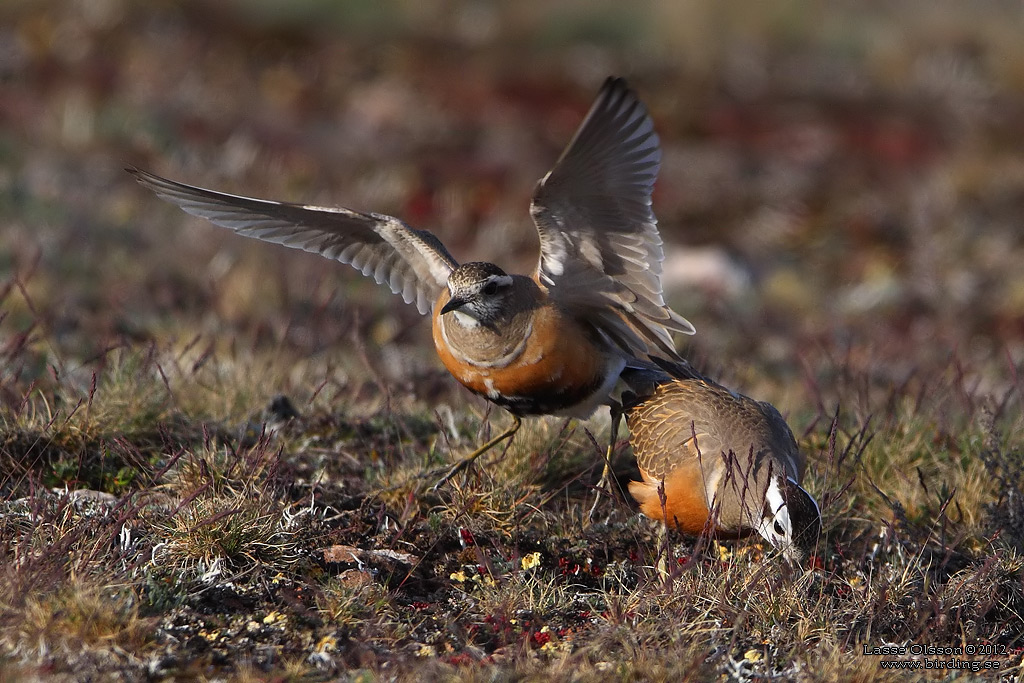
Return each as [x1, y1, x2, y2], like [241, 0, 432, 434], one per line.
[627, 379, 803, 480]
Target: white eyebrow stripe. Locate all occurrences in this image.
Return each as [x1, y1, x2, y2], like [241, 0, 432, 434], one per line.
[766, 478, 786, 516]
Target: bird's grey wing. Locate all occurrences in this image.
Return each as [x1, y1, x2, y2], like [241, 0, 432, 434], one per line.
[628, 382, 725, 481]
[129, 168, 457, 315]
[530, 77, 694, 360]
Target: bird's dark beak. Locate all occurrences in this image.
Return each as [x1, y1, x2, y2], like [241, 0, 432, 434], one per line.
[440, 297, 467, 315]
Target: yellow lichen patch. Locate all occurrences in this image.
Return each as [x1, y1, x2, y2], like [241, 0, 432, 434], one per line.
[521, 551, 542, 571]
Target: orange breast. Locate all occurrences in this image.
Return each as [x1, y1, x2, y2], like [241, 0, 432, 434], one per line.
[629, 466, 755, 539]
[431, 297, 611, 415]
[629, 466, 713, 536]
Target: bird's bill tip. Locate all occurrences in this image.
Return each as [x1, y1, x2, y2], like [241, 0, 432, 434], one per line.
[779, 525, 823, 567]
[780, 543, 807, 565]
[440, 297, 467, 315]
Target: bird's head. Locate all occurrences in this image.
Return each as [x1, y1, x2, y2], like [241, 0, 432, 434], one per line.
[441, 262, 516, 327]
[756, 476, 821, 564]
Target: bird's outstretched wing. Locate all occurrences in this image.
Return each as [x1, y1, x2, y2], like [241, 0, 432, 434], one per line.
[531, 77, 694, 359]
[128, 168, 457, 315]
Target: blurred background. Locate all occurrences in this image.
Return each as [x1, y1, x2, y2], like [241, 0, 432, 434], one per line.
[3, 0, 1023, 419]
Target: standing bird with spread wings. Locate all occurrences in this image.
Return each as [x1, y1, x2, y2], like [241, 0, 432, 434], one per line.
[130, 77, 694, 490]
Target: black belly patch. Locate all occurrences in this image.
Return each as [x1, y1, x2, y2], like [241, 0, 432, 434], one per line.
[466, 375, 607, 417]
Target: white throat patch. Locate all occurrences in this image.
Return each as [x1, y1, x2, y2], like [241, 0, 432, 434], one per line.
[452, 309, 480, 328]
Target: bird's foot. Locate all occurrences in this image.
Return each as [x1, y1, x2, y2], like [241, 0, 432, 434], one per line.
[430, 415, 522, 492]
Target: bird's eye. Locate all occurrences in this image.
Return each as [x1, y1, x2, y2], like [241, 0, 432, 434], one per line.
[482, 282, 499, 295]
[773, 520, 785, 536]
